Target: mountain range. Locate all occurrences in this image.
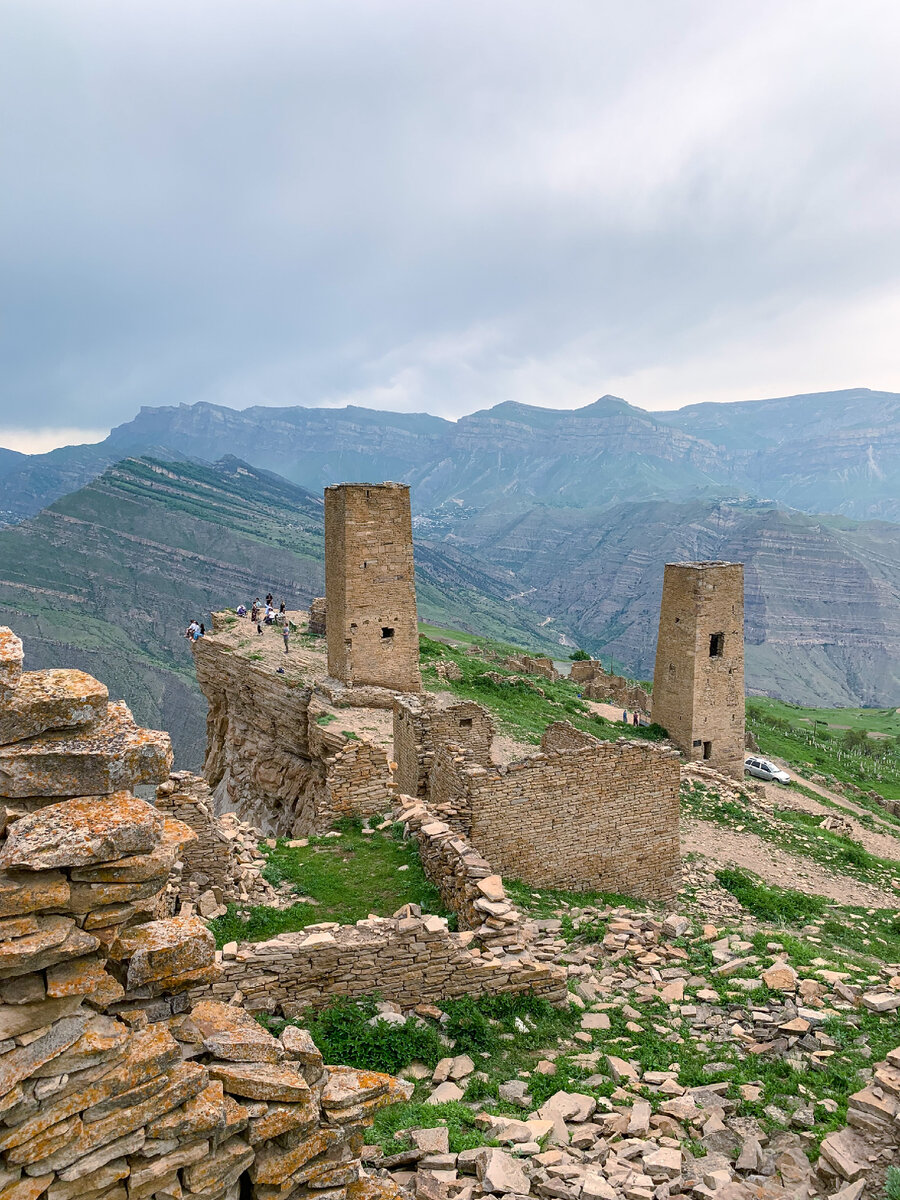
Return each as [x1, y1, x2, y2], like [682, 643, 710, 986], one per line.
[3, 387, 900, 525]
[1, 387, 899, 765]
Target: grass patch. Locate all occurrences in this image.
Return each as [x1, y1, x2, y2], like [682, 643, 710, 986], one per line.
[208, 818, 450, 946]
[714, 867, 827, 924]
[420, 635, 666, 747]
[748, 698, 900, 801]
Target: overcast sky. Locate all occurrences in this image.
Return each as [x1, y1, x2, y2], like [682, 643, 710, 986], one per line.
[2, 0, 900, 451]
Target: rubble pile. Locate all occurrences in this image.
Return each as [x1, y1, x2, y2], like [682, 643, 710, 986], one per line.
[0, 627, 411, 1200]
[155, 771, 282, 919]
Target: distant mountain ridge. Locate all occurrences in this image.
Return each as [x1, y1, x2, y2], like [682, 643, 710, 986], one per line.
[2, 387, 900, 524]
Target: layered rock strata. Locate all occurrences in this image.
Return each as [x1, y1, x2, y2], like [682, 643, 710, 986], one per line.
[0, 626, 410, 1200]
[193, 627, 393, 838]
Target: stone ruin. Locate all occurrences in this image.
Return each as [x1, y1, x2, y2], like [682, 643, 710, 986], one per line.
[568, 661, 651, 717]
[0, 626, 411, 1200]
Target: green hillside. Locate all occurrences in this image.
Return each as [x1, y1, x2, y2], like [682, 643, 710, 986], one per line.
[0, 457, 566, 766]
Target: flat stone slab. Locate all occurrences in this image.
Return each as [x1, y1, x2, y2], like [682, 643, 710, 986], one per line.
[109, 914, 215, 991]
[0, 669, 108, 747]
[0, 701, 172, 797]
[0, 792, 164, 871]
[0, 628, 23, 694]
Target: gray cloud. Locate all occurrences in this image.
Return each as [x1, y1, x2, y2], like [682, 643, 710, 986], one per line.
[2, 0, 900, 444]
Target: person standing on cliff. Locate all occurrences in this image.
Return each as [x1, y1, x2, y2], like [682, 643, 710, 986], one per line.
[282, 621, 290, 654]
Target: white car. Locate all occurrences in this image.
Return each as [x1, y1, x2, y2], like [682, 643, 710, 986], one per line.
[744, 757, 791, 784]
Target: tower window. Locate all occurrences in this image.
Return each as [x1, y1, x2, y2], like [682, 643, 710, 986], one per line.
[709, 632, 724, 657]
[459, 717, 473, 728]
[381, 627, 394, 639]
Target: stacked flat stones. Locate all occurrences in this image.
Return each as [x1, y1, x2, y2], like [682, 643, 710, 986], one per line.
[0, 627, 410, 1200]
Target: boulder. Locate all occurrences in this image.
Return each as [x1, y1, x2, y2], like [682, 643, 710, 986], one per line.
[0, 793, 163, 871]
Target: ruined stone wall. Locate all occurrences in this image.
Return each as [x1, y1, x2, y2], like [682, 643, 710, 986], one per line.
[324, 483, 422, 693]
[429, 735, 681, 900]
[652, 561, 745, 779]
[308, 597, 327, 637]
[569, 661, 651, 713]
[539, 719, 599, 753]
[154, 771, 278, 912]
[504, 654, 559, 681]
[0, 625, 410, 1200]
[395, 794, 531, 956]
[207, 912, 566, 1016]
[392, 695, 494, 799]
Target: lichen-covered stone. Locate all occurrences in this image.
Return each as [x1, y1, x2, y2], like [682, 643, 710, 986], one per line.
[190, 999, 286, 1064]
[207, 1062, 311, 1102]
[0, 702, 172, 799]
[0, 793, 163, 872]
[0, 671, 107, 748]
[108, 915, 214, 991]
[0, 630, 23, 695]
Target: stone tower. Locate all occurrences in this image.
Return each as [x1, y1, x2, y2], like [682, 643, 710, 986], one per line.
[324, 482, 422, 692]
[652, 561, 745, 779]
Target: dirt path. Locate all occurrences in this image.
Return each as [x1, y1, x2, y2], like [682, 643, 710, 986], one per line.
[682, 818, 900, 909]
[584, 699, 632, 724]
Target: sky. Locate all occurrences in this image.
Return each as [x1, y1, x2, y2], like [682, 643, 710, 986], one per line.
[2, 0, 900, 453]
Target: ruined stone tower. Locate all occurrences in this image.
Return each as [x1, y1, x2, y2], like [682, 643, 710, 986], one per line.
[652, 561, 745, 779]
[325, 482, 422, 692]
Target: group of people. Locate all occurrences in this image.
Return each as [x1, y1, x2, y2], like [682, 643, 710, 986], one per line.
[184, 620, 205, 642]
[237, 593, 291, 653]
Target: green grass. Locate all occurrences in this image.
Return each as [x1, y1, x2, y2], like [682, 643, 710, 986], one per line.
[748, 698, 900, 801]
[419, 635, 666, 747]
[715, 867, 827, 923]
[208, 818, 450, 946]
[682, 781, 900, 888]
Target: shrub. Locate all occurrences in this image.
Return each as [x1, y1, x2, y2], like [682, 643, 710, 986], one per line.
[301, 997, 445, 1075]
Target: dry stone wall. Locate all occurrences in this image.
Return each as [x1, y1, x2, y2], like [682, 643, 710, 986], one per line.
[0, 626, 411, 1200]
[392, 694, 494, 800]
[429, 731, 681, 900]
[569, 660, 651, 713]
[504, 655, 559, 682]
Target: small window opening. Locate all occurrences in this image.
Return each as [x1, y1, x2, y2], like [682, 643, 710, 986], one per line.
[692, 739, 703, 748]
[702, 740, 713, 760]
[381, 627, 394, 639]
[668, 664, 676, 677]
[362, 561, 368, 569]
[709, 632, 724, 657]
[459, 717, 473, 729]
[365, 489, 370, 497]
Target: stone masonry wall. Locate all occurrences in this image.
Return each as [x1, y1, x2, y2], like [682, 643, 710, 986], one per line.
[504, 655, 559, 682]
[193, 636, 393, 838]
[308, 597, 327, 638]
[392, 694, 495, 799]
[429, 735, 681, 900]
[324, 483, 422, 693]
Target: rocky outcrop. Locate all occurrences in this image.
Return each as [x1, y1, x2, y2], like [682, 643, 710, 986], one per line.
[193, 629, 393, 837]
[0, 626, 411, 1200]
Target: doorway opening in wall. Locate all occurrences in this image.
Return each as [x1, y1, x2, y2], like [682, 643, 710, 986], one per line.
[702, 741, 713, 760]
[709, 632, 724, 657]
[381, 627, 395, 640]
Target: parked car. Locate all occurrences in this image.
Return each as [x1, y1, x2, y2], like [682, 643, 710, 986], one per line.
[744, 756, 791, 784]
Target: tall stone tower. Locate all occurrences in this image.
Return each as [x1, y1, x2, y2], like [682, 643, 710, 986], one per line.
[652, 561, 745, 779]
[324, 482, 422, 693]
